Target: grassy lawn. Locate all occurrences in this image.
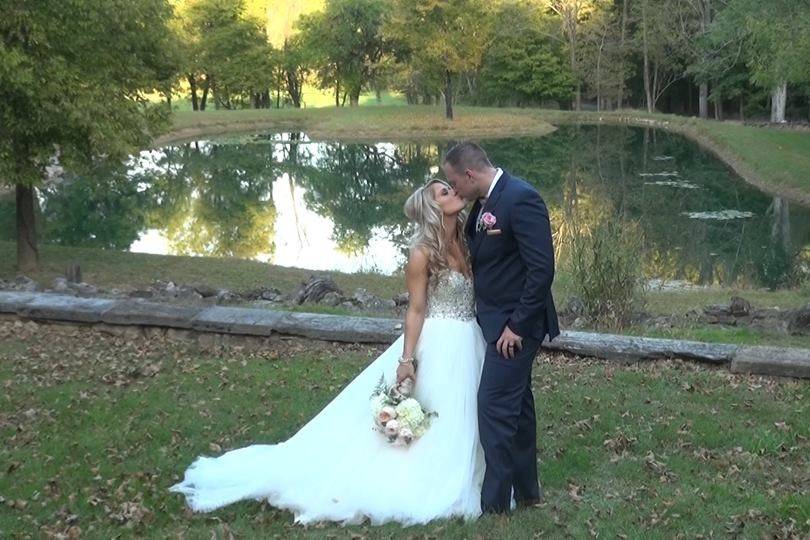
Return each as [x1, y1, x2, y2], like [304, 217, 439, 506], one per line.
[0, 241, 401, 302]
[155, 105, 558, 147]
[0, 321, 807, 538]
[156, 106, 810, 204]
[698, 120, 810, 197]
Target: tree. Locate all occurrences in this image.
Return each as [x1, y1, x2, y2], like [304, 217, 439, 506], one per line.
[683, 0, 715, 119]
[387, 0, 490, 120]
[279, 35, 312, 107]
[634, 0, 691, 112]
[298, 0, 391, 106]
[735, 0, 810, 122]
[688, 0, 752, 120]
[478, 2, 574, 106]
[697, 0, 810, 123]
[0, 0, 175, 271]
[577, 1, 630, 110]
[175, 0, 275, 110]
[542, 0, 604, 110]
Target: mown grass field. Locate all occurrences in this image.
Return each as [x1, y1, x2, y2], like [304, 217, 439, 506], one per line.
[0, 321, 807, 538]
[155, 105, 558, 147]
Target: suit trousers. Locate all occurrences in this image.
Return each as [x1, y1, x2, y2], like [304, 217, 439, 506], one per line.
[477, 336, 542, 513]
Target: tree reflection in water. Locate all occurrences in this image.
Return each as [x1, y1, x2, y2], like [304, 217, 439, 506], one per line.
[2, 126, 807, 287]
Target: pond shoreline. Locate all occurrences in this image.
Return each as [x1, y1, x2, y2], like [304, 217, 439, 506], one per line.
[546, 112, 810, 206]
[153, 107, 810, 206]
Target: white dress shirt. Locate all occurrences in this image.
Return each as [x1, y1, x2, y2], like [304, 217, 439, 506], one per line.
[476, 168, 503, 230]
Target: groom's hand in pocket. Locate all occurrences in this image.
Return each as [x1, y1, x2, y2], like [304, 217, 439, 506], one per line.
[497, 326, 523, 359]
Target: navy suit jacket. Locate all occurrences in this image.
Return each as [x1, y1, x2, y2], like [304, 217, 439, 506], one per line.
[466, 171, 560, 344]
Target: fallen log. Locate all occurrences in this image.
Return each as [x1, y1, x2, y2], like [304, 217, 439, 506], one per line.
[2, 291, 807, 378]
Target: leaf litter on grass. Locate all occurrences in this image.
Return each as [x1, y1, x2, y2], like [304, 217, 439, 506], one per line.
[1, 321, 807, 538]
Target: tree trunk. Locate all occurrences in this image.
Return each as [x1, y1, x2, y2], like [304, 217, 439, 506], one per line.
[566, 10, 580, 111]
[698, 0, 712, 119]
[444, 69, 454, 120]
[335, 80, 340, 107]
[16, 183, 38, 272]
[688, 83, 693, 113]
[200, 75, 210, 111]
[596, 28, 606, 112]
[699, 82, 709, 119]
[739, 94, 744, 121]
[349, 85, 360, 107]
[617, 0, 629, 109]
[188, 75, 199, 111]
[771, 82, 787, 123]
[286, 71, 302, 108]
[642, 0, 653, 113]
[714, 87, 723, 120]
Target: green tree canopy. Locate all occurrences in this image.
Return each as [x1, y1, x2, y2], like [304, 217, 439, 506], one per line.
[0, 0, 176, 270]
[478, 1, 574, 106]
[387, 0, 491, 119]
[297, 0, 391, 106]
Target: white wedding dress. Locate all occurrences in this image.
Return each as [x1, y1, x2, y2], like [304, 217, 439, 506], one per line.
[170, 270, 487, 525]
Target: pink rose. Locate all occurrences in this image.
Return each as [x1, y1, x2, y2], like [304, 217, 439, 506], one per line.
[481, 212, 497, 229]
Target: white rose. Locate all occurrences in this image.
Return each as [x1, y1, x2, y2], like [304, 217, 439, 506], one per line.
[397, 427, 414, 445]
[384, 419, 400, 437]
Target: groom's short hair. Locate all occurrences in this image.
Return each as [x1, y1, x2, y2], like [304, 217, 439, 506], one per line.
[443, 142, 492, 172]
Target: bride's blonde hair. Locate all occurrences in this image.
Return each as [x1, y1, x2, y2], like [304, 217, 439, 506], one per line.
[404, 179, 468, 287]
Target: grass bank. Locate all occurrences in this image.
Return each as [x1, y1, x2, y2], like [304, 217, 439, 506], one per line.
[156, 106, 810, 204]
[153, 106, 557, 147]
[0, 322, 807, 538]
[540, 110, 810, 205]
[2, 241, 808, 348]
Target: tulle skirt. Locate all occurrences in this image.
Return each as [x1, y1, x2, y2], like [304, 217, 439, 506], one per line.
[170, 317, 487, 526]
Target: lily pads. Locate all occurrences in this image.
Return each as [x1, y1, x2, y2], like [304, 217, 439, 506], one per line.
[644, 181, 700, 189]
[681, 210, 755, 220]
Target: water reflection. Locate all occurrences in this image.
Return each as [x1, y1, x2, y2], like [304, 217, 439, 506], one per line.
[3, 125, 808, 287]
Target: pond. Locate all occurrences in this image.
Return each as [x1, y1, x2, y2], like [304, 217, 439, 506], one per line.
[2, 125, 808, 288]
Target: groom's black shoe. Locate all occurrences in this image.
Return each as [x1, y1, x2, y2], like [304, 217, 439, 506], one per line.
[515, 497, 543, 509]
[515, 486, 544, 509]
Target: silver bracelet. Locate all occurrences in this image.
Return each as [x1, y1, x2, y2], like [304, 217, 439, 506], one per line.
[398, 356, 414, 364]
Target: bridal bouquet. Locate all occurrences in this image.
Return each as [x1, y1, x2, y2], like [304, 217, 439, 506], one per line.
[370, 375, 436, 447]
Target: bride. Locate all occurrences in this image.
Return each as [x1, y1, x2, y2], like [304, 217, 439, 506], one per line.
[170, 179, 487, 525]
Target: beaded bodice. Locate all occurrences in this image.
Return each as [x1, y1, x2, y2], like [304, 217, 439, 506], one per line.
[426, 270, 475, 321]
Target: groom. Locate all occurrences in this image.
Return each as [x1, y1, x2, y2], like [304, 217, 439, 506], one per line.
[442, 142, 559, 514]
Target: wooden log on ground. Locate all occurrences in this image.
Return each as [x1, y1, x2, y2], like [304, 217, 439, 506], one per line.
[2, 291, 808, 377]
[544, 330, 739, 364]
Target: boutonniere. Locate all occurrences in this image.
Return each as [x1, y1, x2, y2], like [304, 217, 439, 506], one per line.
[480, 212, 497, 230]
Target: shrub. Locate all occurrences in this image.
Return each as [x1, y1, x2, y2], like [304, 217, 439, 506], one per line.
[569, 219, 646, 328]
